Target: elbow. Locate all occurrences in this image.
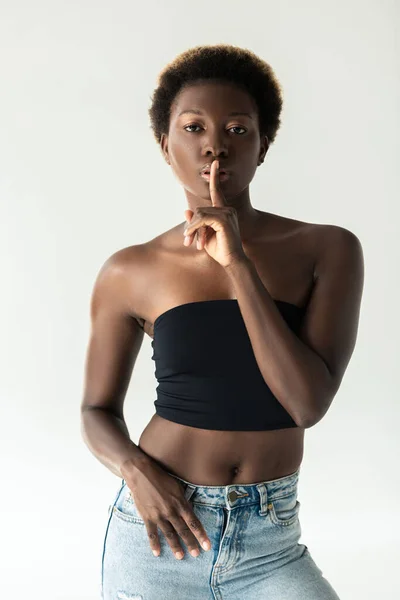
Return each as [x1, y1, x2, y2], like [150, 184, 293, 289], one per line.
[298, 412, 322, 429]
[298, 392, 336, 429]
[297, 401, 325, 428]
[297, 371, 339, 428]
[290, 389, 321, 429]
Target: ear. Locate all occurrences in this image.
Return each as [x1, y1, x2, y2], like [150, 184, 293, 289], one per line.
[258, 134, 269, 165]
[160, 133, 170, 165]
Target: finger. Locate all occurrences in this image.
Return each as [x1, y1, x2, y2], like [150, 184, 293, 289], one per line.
[183, 222, 195, 246]
[210, 160, 225, 208]
[184, 215, 219, 241]
[167, 513, 203, 557]
[184, 209, 196, 247]
[184, 209, 194, 223]
[179, 505, 211, 552]
[184, 227, 201, 248]
[184, 223, 204, 248]
[144, 521, 162, 557]
[183, 231, 194, 246]
[196, 225, 207, 249]
[156, 517, 187, 559]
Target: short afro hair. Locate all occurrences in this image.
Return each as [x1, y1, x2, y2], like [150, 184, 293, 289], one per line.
[148, 44, 284, 147]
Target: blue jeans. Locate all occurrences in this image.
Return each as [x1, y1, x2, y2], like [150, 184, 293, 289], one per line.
[101, 467, 340, 599]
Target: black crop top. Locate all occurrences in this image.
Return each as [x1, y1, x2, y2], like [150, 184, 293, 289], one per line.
[151, 298, 305, 431]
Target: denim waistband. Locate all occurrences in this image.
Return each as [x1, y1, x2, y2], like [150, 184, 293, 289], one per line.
[165, 467, 301, 513]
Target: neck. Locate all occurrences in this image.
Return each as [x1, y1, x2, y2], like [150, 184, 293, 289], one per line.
[185, 187, 262, 242]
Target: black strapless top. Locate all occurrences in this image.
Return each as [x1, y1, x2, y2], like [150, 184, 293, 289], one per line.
[151, 299, 305, 431]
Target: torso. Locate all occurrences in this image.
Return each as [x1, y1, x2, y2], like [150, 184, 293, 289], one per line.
[126, 211, 322, 485]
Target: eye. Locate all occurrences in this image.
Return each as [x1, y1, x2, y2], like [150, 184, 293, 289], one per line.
[184, 124, 202, 133]
[184, 124, 247, 135]
[229, 126, 246, 135]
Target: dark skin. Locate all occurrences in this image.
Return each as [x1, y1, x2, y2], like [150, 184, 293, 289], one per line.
[160, 80, 268, 244]
[81, 80, 364, 561]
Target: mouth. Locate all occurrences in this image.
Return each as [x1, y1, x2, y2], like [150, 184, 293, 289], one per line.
[200, 171, 230, 182]
[200, 162, 229, 176]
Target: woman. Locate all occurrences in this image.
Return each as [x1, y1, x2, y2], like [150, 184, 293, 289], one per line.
[81, 44, 364, 600]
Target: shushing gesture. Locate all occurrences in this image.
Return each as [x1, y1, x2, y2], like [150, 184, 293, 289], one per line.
[183, 160, 247, 268]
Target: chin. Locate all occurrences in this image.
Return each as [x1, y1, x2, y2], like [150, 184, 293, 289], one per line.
[196, 183, 233, 201]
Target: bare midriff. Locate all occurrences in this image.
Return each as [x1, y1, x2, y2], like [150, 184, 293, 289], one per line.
[138, 414, 305, 486]
[130, 212, 318, 486]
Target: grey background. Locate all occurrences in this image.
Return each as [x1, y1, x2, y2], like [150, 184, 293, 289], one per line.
[1, 1, 399, 598]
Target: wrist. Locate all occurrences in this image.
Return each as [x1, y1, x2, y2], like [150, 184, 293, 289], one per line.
[120, 451, 154, 484]
[225, 253, 251, 275]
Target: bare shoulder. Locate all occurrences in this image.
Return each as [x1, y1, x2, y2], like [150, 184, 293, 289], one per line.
[100, 243, 149, 271]
[259, 214, 363, 295]
[310, 221, 364, 265]
[267, 212, 362, 253]
[94, 243, 147, 289]
[319, 222, 363, 247]
[313, 222, 365, 308]
[93, 243, 153, 327]
[93, 225, 184, 331]
[257, 211, 321, 240]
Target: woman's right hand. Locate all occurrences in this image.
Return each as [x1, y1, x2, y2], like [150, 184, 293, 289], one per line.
[125, 460, 212, 560]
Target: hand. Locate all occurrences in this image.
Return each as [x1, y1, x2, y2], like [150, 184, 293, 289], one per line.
[125, 459, 211, 560]
[183, 160, 247, 268]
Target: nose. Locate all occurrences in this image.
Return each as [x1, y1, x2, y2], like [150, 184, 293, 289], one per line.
[202, 129, 229, 159]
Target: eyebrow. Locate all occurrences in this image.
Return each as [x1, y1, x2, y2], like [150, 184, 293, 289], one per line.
[178, 109, 253, 120]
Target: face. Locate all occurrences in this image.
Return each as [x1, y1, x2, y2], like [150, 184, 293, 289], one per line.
[160, 81, 269, 203]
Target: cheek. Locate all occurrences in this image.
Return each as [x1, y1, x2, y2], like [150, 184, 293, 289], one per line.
[169, 141, 195, 173]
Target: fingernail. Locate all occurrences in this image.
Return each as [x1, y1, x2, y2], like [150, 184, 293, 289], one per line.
[202, 540, 210, 551]
[152, 550, 159, 557]
[175, 551, 184, 559]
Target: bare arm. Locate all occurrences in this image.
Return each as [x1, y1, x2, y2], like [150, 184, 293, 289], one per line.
[80, 407, 151, 479]
[80, 248, 214, 558]
[225, 225, 364, 427]
[80, 247, 153, 481]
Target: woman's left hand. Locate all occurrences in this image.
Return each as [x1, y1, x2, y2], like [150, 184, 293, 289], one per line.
[183, 160, 247, 269]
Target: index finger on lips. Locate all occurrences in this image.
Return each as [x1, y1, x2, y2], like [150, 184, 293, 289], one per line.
[210, 160, 224, 207]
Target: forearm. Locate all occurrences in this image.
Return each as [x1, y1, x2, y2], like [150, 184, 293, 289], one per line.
[80, 406, 153, 481]
[225, 257, 333, 427]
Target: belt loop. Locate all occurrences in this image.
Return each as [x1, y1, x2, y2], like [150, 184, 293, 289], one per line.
[184, 484, 196, 502]
[257, 482, 269, 515]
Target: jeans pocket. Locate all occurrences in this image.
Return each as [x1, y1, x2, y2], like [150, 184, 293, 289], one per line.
[112, 485, 145, 525]
[269, 490, 300, 526]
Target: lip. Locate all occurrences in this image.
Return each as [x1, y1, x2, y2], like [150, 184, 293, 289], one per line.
[200, 172, 230, 182]
[200, 163, 230, 176]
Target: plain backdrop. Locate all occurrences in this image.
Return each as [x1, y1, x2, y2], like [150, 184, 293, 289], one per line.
[1, 1, 399, 598]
